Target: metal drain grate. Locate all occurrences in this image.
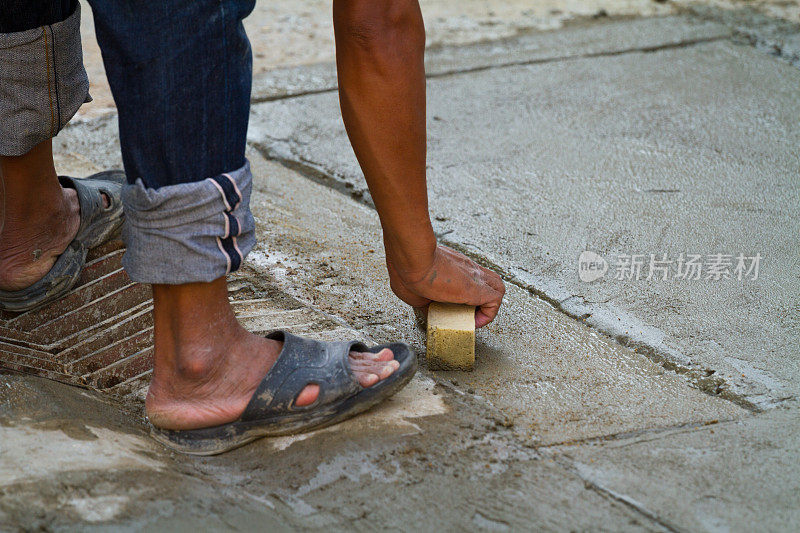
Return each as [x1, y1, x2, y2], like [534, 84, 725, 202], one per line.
[0, 241, 357, 399]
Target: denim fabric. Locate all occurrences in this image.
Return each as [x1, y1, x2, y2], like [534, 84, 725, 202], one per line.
[88, 0, 256, 189]
[0, 0, 76, 33]
[1, 0, 259, 284]
[0, 2, 90, 156]
[122, 161, 256, 284]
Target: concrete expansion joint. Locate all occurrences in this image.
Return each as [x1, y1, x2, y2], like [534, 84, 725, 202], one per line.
[437, 240, 765, 414]
[429, 378, 515, 429]
[553, 454, 681, 533]
[251, 87, 335, 105]
[425, 34, 730, 81]
[541, 416, 742, 451]
[252, 142, 376, 208]
[250, 34, 733, 106]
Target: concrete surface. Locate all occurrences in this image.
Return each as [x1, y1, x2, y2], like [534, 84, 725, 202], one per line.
[0, 372, 663, 531]
[74, 0, 800, 120]
[556, 407, 800, 531]
[248, 21, 800, 409]
[74, 0, 679, 120]
[242, 149, 743, 446]
[2, 2, 800, 531]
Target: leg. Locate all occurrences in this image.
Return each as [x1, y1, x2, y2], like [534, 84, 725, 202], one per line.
[87, 0, 399, 430]
[0, 1, 90, 291]
[332, 0, 504, 327]
[0, 140, 79, 291]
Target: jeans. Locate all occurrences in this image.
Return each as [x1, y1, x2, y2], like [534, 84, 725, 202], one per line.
[0, 0, 257, 284]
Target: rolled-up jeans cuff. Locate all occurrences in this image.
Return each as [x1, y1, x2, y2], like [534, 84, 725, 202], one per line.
[0, 3, 90, 156]
[121, 161, 257, 284]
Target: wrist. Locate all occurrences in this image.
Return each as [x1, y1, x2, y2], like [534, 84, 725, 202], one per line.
[383, 225, 437, 279]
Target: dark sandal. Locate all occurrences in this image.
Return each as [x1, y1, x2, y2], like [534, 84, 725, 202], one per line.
[149, 330, 418, 456]
[0, 171, 126, 312]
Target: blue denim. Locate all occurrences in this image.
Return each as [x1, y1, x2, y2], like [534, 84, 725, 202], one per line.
[122, 162, 256, 284]
[88, 0, 255, 189]
[0, 0, 258, 284]
[0, 0, 76, 33]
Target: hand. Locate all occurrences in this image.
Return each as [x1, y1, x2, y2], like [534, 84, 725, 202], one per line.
[385, 244, 505, 328]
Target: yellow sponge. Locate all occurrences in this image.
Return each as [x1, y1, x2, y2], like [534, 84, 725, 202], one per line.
[426, 303, 475, 371]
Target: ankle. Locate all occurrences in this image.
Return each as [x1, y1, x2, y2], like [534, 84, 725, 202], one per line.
[159, 331, 243, 385]
[151, 278, 247, 383]
[0, 186, 78, 245]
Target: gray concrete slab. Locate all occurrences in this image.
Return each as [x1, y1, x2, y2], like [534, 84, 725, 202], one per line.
[556, 408, 800, 532]
[74, 1, 682, 120]
[48, 123, 744, 443]
[20, 9, 799, 531]
[244, 150, 743, 445]
[250, 16, 730, 103]
[0, 368, 661, 531]
[248, 38, 800, 408]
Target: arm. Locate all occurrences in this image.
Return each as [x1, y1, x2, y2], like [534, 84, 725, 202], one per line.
[333, 0, 504, 327]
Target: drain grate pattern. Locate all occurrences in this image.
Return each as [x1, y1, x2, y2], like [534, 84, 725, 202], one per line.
[0, 240, 354, 399]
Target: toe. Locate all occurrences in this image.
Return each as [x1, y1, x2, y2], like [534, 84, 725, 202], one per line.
[294, 384, 320, 407]
[350, 356, 399, 386]
[372, 348, 395, 362]
[296, 347, 398, 405]
[378, 360, 400, 379]
[349, 348, 394, 363]
[358, 373, 380, 387]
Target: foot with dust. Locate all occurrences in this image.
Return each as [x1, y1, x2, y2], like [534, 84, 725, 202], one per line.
[0, 140, 111, 292]
[145, 278, 400, 431]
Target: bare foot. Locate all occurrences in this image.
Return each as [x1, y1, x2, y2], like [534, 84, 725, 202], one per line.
[145, 280, 400, 431]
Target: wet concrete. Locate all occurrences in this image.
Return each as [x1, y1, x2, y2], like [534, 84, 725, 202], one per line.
[248, 15, 731, 105]
[74, 1, 800, 120]
[0, 364, 663, 530]
[0, 373, 294, 530]
[3, 6, 799, 531]
[243, 150, 743, 445]
[556, 407, 800, 530]
[73, 0, 679, 121]
[247, 31, 800, 409]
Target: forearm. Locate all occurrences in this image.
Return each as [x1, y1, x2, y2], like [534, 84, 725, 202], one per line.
[333, 0, 435, 272]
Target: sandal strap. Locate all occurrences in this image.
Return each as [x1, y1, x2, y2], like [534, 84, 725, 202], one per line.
[59, 171, 125, 247]
[0, 242, 84, 311]
[240, 331, 364, 420]
[59, 175, 102, 236]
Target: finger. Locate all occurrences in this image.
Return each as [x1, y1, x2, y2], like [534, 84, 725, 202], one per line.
[476, 309, 493, 328]
[390, 279, 431, 308]
[480, 266, 506, 294]
[482, 268, 506, 298]
[476, 298, 502, 328]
